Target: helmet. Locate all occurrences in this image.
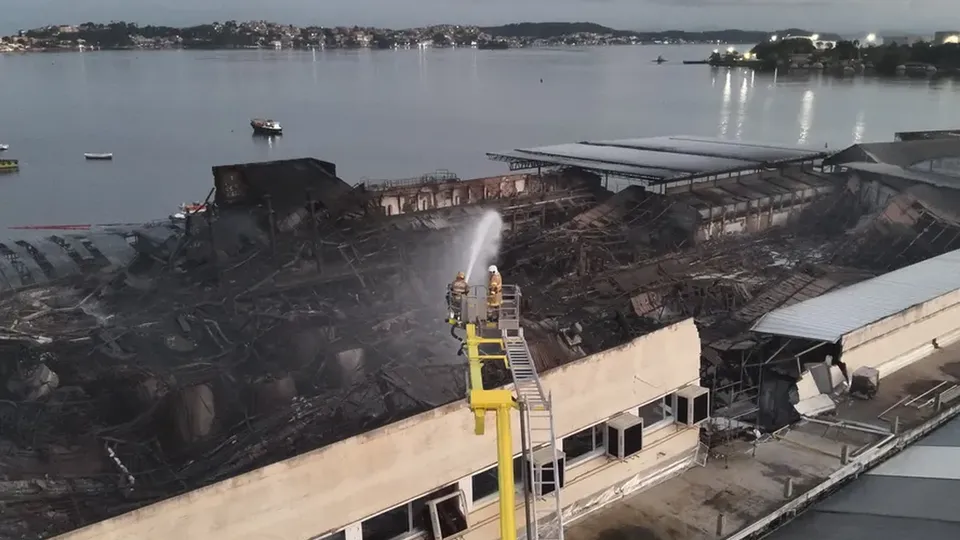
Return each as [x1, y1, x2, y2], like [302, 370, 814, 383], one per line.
[488, 265, 498, 273]
[456, 271, 465, 279]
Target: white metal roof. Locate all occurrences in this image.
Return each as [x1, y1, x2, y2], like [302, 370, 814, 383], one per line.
[751, 249, 960, 342]
[487, 135, 828, 182]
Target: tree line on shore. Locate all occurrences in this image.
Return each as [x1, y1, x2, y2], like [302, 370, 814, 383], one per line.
[10, 21, 840, 50]
[748, 38, 960, 75]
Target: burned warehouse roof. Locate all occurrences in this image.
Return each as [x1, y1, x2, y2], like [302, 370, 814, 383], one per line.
[3, 137, 960, 538]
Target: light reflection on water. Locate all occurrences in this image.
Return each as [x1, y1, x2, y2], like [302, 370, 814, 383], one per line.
[0, 45, 959, 227]
[798, 89, 815, 145]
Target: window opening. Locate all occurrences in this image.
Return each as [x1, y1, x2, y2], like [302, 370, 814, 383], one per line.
[638, 393, 675, 431]
[470, 455, 523, 501]
[562, 423, 605, 463]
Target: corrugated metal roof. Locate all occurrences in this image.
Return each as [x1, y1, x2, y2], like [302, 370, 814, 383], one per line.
[513, 142, 756, 173]
[487, 149, 683, 180]
[488, 135, 828, 182]
[824, 139, 960, 167]
[751, 249, 960, 342]
[842, 161, 960, 190]
[591, 135, 825, 163]
[0, 232, 136, 293]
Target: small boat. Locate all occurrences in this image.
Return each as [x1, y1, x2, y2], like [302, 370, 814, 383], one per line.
[683, 60, 710, 65]
[0, 159, 19, 172]
[0, 144, 8, 151]
[84, 153, 113, 160]
[251, 118, 283, 135]
[654, 55, 667, 64]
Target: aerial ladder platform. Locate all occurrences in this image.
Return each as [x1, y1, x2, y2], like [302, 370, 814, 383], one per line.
[447, 283, 564, 540]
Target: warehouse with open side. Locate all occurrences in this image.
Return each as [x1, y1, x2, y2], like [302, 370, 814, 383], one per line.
[751, 248, 960, 381]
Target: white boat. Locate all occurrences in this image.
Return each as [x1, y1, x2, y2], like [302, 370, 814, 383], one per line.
[84, 153, 113, 160]
[0, 144, 8, 151]
[251, 118, 282, 135]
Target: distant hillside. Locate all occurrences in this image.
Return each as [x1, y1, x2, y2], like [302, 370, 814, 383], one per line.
[481, 22, 634, 39]
[480, 22, 842, 42]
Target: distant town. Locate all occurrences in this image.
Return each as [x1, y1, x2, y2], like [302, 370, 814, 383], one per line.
[0, 21, 839, 52]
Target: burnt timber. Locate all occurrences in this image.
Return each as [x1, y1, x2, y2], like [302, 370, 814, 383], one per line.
[3, 135, 960, 538]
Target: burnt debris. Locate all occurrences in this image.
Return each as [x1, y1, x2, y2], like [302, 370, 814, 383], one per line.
[2, 155, 960, 538]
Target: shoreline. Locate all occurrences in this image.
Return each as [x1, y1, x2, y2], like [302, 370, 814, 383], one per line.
[0, 41, 721, 54]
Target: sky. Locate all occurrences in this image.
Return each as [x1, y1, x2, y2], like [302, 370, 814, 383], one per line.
[0, 0, 949, 35]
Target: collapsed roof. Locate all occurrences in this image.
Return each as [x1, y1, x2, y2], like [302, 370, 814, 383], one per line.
[3, 146, 960, 538]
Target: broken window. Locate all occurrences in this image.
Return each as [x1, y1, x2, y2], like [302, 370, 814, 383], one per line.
[471, 456, 523, 502]
[638, 393, 675, 432]
[362, 485, 462, 540]
[562, 423, 605, 465]
[421, 490, 468, 540]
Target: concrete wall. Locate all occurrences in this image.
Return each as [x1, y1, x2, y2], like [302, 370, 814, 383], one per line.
[693, 182, 833, 242]
[373, 174, 530, 216]
[696, 199, 817, 241]
[842, 289, 960, 377]
[464, 428, 700, 540]
[57, 319, 702, 540]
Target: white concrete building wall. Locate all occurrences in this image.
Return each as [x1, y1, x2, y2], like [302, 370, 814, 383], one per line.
[56, 319, 702, 540]
[842, 289, 960, 377]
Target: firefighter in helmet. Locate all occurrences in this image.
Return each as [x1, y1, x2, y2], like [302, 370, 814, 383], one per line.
[447, 271, 469, 320]
[487, 265, 503, 319]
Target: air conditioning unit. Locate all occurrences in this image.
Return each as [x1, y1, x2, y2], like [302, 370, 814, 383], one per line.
[605, 413, 644, 460]
[674, 386, 710, 426]
[523, 446, 565, 496]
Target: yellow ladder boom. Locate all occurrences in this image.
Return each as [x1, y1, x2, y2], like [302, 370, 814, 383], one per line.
[448, 283, 565, 540]
[462, 322, 518, 540]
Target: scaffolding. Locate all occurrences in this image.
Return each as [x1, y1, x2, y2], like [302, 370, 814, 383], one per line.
[448, 284, 564, 540]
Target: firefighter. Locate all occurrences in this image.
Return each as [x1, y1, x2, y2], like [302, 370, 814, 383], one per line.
[448, 271, 469, 320]
[487, 265, 503, 319]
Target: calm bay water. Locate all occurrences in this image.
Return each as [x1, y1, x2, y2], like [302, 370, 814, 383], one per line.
[0, 44, 958, 228]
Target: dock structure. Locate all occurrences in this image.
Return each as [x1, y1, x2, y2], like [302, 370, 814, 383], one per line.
[5, 133, 960, 540]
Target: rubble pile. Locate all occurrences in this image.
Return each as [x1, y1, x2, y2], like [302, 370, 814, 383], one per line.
[3, 157, 960, 538]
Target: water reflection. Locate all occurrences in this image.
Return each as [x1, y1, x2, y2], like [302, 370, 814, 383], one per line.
[718, 70, 732, 137]
[252, 133, 281, 149]
[797, 89, 815, 144]
[471, 51, 479, 83]
[852, 109, 866, 143]
[735, 73, 750, 140]
[418, 47, 428, 85]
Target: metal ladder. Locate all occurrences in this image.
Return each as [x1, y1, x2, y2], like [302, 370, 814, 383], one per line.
[499, 286, 564, 540]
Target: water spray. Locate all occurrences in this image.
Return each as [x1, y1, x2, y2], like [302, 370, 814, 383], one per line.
[464, 210, 504, 283]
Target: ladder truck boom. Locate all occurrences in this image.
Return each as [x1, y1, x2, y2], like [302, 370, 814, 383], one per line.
[446, 280, 564, 540]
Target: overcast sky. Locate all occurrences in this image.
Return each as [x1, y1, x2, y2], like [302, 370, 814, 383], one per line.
[0, 0, 946, 35]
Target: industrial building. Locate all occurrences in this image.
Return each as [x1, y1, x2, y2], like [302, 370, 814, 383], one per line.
[753, 249, 960, 379]
[4, 133, 960, 540]
[58, 319, 706, 540]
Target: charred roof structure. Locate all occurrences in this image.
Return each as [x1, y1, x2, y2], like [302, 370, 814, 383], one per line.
[0, 230, 144, 293]
[4, 137, 960, 538]
[819, 137, 960, 272]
